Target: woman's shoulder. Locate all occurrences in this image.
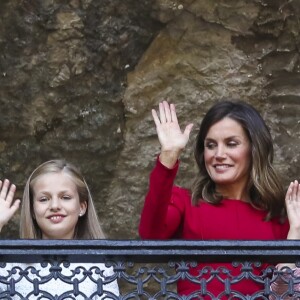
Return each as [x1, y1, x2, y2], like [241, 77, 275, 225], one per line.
[170, 185, 193, 209]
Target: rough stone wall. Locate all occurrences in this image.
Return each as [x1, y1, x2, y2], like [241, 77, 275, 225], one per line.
[0, 0, 299, 238]
[0, 0, 162, 237]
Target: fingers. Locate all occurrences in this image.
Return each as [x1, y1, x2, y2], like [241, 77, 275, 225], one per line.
[163, 101, 172, 122]
[0, 179, 10, 201]
[183, 123, 194, 138]
[285, 183, 292, 203]
[154, 101, 177, 124]
[286, 181, 300, 239]
[159, 101, 172, 123]
[286, 180, 300, 203]
[159, 102, 166, 123]
[290, 180, 297, 201]
[11, 199, 21, 214]
[0, 179, 17, 205]
[6, 183, 16, 205]
[152, 109, 161, 127]
[170, 103, 178, 123]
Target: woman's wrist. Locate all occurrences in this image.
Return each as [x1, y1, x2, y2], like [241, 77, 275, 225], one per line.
[159, 150, 181, 169]
[287, 227, 300, 240]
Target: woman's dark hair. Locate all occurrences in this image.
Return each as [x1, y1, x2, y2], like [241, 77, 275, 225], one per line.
[192, 100, 285, 220]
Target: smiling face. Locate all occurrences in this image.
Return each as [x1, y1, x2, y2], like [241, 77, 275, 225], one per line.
[204, 117, 251, 199]
[32, 172, 87, 239]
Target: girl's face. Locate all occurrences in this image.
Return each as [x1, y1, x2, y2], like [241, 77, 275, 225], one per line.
[32, 172, 87, 239]
[204, 117, 251, 199]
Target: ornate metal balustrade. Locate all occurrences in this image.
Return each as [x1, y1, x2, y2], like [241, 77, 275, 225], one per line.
[0, 240, 300, 299]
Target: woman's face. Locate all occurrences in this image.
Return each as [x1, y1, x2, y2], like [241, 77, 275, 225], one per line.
[32, 172, 87, 239]
[204, 117, 251, 197]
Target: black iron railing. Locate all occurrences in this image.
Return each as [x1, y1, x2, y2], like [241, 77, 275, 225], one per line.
[0, 240, 299, 299]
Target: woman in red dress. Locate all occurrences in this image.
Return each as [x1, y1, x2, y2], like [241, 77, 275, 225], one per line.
[139, 100, 298, 299]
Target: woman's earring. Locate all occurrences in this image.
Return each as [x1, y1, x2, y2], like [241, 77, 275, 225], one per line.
[79, 212, 83, 217]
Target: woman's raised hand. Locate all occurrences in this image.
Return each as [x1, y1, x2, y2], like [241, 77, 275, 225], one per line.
[152, 101, 193, 168]
[0, 179, 20, 232]
[285, 180, 300, 239]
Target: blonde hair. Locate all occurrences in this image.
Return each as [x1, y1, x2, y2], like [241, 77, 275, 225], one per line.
[20, 159, 105, 239]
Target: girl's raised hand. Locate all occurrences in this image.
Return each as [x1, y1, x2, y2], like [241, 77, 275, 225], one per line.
[0, 179, 20, 232]
[285, 180, 300, 239]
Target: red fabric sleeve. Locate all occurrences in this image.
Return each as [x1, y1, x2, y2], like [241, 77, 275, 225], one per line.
[139, 157, 185, 239]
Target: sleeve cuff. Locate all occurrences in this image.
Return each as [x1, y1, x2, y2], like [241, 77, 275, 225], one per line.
[156, 154, 179, 171]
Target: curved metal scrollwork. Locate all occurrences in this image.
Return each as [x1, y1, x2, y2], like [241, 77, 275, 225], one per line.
[0, 258, 119, 299]
[0, 240, 300, 299]
[1, 259, 300, 299]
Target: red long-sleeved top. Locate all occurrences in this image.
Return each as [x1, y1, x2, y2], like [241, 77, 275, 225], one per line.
[139, 158, 289, 298]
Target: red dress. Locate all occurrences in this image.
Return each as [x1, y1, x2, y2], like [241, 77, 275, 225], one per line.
[139, 159, 289, 299]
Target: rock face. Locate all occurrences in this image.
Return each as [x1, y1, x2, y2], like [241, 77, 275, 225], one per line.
[0, 0, 299, 238]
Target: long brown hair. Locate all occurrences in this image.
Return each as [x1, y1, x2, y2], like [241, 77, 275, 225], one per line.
[20, 159, 105, 239]
[192, 100, 285, 220]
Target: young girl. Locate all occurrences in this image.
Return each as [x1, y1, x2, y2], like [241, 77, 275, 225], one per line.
[0, 159, 119, 299]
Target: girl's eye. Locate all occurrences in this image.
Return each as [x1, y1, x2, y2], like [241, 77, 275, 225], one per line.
[39, 197, 48, 202]
[62, 195, 71, 200]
